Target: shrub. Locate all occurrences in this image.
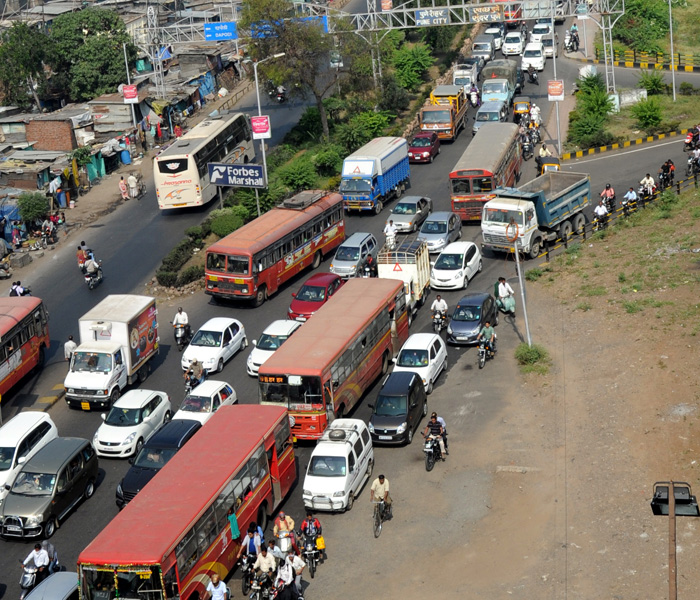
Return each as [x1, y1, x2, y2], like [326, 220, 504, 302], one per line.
[161, 238, 194, 272]
[185, 225, 203, 241]
[266, 144, 297, 171]
[327, 175, 342, 190]
[337, 111, 393, 153]
[312, 144, 344, 176]
[579, 87, 615, 117]
[525, 268, 544, 281]
[17, 192, 49, 223]
[378, 74, 410, 113]
[155, 270, 177, 287]
[631, 97, 662, 129]
[392, 43, 434, 91]
[680, 82, 695, 96]
[613, 0, 668, 53]
[177, 265, 205, 287]
[283, 108, 325, 145]
[638, 70, 666, 95]
[514, 343, 551, 374]
[277, 156, 318, 191]
[576, 73, 606, 95]
[210, 213, 244, 238]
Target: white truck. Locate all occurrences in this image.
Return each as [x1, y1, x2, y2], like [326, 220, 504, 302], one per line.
[64, 295, 159, 410]
[377, 238, 430, 326]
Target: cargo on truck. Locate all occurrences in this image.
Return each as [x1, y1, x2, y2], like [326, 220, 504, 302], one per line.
[64, 295, 159, 410]
[340, 137, 410, 214]
[480, 172, 591, 259]
[480, 59, 518, 106]
[419, 85, 469, 141]
[377, 238, 430, 326]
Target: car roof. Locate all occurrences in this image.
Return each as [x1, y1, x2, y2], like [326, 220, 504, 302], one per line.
[0, 412, 52, 446]
[480, 100, 506, 110]
[198, 317, 238, 332]
[380, 371, 419, 394]
[395, 196, 424, 205]
[505, 32, 522, 38]
[113, 389, 162, 409]
[524, 42, 544, 49]
[300, 272, 340, 287]
[401, 332, 441, 349]
[411, 131, 435, 139]
[533, 22, 550, 28]
[441, 241, 476, 253]
[457, 291, 492, 305]
[23, 438, 89, 473]
[145, 419, 202, 448]
[24, 571, 78, 600]
[189, 379, 232, 395]
[426, 211, 457, 221]
[262, 319, 302, 336]
[341, 231, 374, 246]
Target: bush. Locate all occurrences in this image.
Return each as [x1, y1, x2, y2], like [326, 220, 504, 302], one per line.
[579, 87, 615, 117]
[177, 265, 205, 287]
[378, 74, 410, 113]
[210, 213, 244, 238]
[638, 70, 666, 95]
[631, 97, 662, 129]
[514, 343, 551, 374]
[613, 0, 668, 53]
[392, 43, 434, 91]
[311, 144, 344, 176]
[337, 111, 393, 153]
[161, 238, 194, 272]
[266, 144, 297, 171]
[185, 225, 203, 241]
[525, 268, 544, 281]
[680, 82, 695, 96]
[283, 108, 324, 145]
[277, 156, 318, 191]
[17, 192, 49, 223]
[155, 270, 177, 287]
[327, 175, 342, 190]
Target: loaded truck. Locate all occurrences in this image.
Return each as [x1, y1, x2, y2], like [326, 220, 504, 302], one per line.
[64, 295, 159, 410]
[419, 85, 469, 141]
[453, 63, 478, 90]
[377, 238, 430, 326]
[480, 59, 518, 106]
[340, 137, 410, 214]
[480, 172, 591, 259]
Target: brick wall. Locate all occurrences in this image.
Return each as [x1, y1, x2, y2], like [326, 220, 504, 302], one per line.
[25, 120, 77, 152]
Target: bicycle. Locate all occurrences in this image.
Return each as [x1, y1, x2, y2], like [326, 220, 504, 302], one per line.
[372, 499, 388, 538]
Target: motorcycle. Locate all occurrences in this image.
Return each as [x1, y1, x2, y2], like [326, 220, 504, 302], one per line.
[469, 88, 480, 108]
[527, 69, 539, 85]
[432, 310, 446, 334]
[477, 337, 495, 369]
[687, 154, 700, 177]
[19, 563, 38, 600]
[521, 137, 533, 161]
[601, 193, 616, 215]
[360, 264, 373, 278]
[638, 183, 656, 206]
[301, 532, 321, 579]
[84, 262, 103, 290]
[658, 171, 672, 191]
[564, 30, 573, 52]
[184, 371, 205, 395]
[249, 570, 275, 600]
[275, 530, 293, 561]
[239, 554, 256, 596]
[570, 31, 580, 52]
[276, 88, 287, 104]
[621, 195, 636, 217]
[385, 232, 396, 251]
[683, 131, 699, 152]
[268, 582, 304, 600]
[172, 323, 191, 351]
[422, 434, 443, 471]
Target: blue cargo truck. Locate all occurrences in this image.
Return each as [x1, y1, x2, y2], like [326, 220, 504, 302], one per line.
[480, 172, 591, 259]
[340, 137, 410, 214]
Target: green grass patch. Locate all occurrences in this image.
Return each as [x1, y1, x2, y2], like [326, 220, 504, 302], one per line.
[623, 300, 644, 313]
[514, 343, 551, 375]
[608, 94, 700, 140]
[576, 301, 592, 311]
[581, 284, 607, 297]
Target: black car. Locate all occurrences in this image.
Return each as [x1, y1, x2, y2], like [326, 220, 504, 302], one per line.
[515, 66, 524, 94]
[447, 292, 498, 345]
[368, 372, 427, 445]
[115, 419, 202, 508]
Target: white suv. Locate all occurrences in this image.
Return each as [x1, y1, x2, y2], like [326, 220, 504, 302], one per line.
[522, 43, 546, 71]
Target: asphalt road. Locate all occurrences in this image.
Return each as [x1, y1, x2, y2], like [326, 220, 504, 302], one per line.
[0, 29, 698, 598]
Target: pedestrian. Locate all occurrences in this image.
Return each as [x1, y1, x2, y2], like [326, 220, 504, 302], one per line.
[58, 211, 67, 234]
[127, 174, 138, 200]
[64, 335, 77, 361]
[119, 176, 129, 200]
[9, 281, 18, 296]
[204, 572, 228, 600]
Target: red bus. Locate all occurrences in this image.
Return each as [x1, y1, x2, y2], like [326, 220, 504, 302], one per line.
[450, 122, 521, 222]
[0, 297, 49, 397]
[258, 278, 409, 441]
[205, 190, 345, 306]
[77, 405, 296, 600]
[491, 0, 522, 25]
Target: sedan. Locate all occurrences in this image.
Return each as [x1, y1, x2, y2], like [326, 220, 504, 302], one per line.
[288, 272, 345, 321]
[181, 317, 247, 374]
[93, 390, 172, 458]
[392, 333, 447, 395]
[502, 32, 524, 56]
[172, 380, 237, 425]
[408, 132, 440, 164]
[430, 241, 482, 290]
[447, 292, 499, 345]
[530, 23, 552, 43]
[386, 196, 433, 233]
[247, 319, 302, 376]
[417, 211, 462, 254]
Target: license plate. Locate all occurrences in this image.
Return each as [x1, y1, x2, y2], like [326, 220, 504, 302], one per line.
[234, 278, 244, 284]
[457, 336, 469, 341]
[209, 275, 218, 282]
[296, 317, 307, 322]
[379, 435, 393, 440]
[7, 525, 21, 532]
[81, 402, 91, 411]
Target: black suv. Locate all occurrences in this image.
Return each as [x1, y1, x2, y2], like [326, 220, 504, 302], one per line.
[116, 419, 202, 508]
[368, 372, 427, 445]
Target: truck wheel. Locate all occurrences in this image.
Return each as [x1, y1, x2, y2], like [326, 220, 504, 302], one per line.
[109, 389, 120, 407]
[559, 220, 573, 242]
[374, 201, 383, 215]
[572, 213, 586, 235]
[529, 238, 542, 259]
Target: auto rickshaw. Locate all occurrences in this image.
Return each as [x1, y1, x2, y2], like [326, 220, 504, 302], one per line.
[538, 156, 560, 176]
[513, 96, 531, 124]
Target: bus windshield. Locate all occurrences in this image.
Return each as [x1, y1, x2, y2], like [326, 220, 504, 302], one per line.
[483, 207, 524, 226]
[81, 565, 166, 600]
[259, 376, 323, 410]
[422, 109, 451, 124]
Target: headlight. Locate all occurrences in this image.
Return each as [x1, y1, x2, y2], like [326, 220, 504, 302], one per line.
[396, 422, 407, 434]
[246, 355, 253, 365]
[430, 269, 435, 278]
[350, 265, 356, 272]
[368, 422, 375, 433]
[422, 152, 430, 157]
[68, 388, 75, 394]
[332, 491, 345, 497]
[96, 389, 107, 396]
[25, 515, 41, 526]
[122, 432, 137, 446]
[454, 271, 463, 280]
[447, 325, 453, 335]
[303, 489, 312, 496]
[93, 432, 99, 444]
[422, 377, 428, 385]
[330, 263, 334, 270]
[205, 358, 215, 366]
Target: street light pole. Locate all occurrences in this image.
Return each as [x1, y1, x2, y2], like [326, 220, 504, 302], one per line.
[252, 53, 285, 216]
[668, 0, 677, 102]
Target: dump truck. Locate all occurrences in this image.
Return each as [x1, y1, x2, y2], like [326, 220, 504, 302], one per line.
[480, 172, 591, 259]
[64, 295, 159, 410]
[419, 85, 469, 141]
[377, 238, 431, 326]
[340, 137, 410, 214]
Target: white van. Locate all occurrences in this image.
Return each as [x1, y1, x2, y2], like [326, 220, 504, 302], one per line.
[0, 412, 58, 502]
[302, 419, 373, 512]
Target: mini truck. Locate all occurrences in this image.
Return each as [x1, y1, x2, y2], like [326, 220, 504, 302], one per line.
[377, 238, 430, 326]
[480, 59, 518, 107]
[340, 137, 410, 214]
[64, 295, 159, 410]
[419, 85, 469, 141]
[481, 172, 591, 259]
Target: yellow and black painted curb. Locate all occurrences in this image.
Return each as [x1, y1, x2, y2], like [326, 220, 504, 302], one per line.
[561, 129, 691, 161]
[578, 56, 700, 73]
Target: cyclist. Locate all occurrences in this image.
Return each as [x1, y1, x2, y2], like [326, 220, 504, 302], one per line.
[369, 474, 392, 519]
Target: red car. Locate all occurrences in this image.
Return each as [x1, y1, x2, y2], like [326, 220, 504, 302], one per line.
[408, 132, 441, 164]
[288, 273, 345, 321]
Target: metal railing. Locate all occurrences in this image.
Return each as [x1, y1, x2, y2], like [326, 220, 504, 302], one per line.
[593, 48, 700, 69]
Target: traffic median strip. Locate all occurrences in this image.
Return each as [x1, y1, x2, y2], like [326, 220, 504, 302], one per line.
[561, 129, 689, 161]
[38, 384, 65, 408]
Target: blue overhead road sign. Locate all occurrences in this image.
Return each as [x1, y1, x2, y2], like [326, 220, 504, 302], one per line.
[204, 22, 238, 41]
[208, 163, 266, 188]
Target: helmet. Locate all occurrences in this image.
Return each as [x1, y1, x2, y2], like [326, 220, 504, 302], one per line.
[605, 184, 611, 189]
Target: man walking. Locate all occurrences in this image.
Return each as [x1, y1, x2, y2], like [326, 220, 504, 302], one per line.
[64, 335, 77, 361]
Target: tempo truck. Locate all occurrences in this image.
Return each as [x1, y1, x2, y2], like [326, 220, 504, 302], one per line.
[480, 172, 591, 259]
[340, 137, 410, 214]
[480, 59, 518, 106]
[64, 295, 159, 410]
[377, 238, 430, 326]
[419, 85, 469, 141]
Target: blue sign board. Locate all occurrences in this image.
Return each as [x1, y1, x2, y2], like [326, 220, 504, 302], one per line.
[204, 22, 238, 41]
[251, 15, 328, 38]
[208, 163, 265, 188]
[415, 8, 450, 26]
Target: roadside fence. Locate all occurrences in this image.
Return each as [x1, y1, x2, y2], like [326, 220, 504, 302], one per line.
[593, 48, 700, 70]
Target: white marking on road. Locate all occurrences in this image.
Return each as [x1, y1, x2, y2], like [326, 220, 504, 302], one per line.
[496, 465, 542, 473]
[463, 390, 482, 398]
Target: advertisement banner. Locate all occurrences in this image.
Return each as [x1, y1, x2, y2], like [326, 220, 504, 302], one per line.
[548, 79, 565, 102]
[123, 85, 138, 104]
[251, 115, 271, 140]
[128, 303, 158, 370]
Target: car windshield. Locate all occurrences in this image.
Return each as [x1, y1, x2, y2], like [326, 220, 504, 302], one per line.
[483, 82, 507, 94]
[375, 394, 408, 417]
[543, 38, 554, 47]
[453, 76, 472, 86]
[71, 351, 111, 373]
[133, 446, 178, 469]
[296, 284, 327, 302]
[515, 102, 530, 111]
[308, 456, 346, 477]
[421, 220, 447, 234]
[453, 305, 481, 322]
[257, 333, 290, 351]
[393, 202, 417, 215]
[435, 253, 464, 270]
[335, 247, 360, 261]
[397, 349, 429, 367]
[191, 329, 222, 347]
[105, 407, 143, 427]
[11, 471, 55, 496]
[180, 394, 212, 413]
[477, 111, 499, 122]
[0, 447, 14, 471]
[505, 35, 521, 44]
[411, 137, 432, 148]
[534, 25, 549, 33]
[473, 43, 489, 52]
[524, 49, 542, 57]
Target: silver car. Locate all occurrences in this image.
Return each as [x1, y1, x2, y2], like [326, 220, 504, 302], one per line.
[417, 211, 462, 254]
[385, 196, 433, 233]
[472, 100, 508, 136]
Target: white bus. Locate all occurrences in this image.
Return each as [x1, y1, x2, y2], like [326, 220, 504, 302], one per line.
[154, 112, 255, 210]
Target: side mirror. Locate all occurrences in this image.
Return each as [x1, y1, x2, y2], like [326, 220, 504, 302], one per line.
[367, 403, 374, 410]
[391, 358, 397, 364]
[252, 340, 257, 347]
[17, 456, 26, 465]
[100, 413, 106, 420]
[4, 483, 10, 491]
[410, 403, 417, 409]
[128, 457, 135, 465]
[291, 292, 296, 298]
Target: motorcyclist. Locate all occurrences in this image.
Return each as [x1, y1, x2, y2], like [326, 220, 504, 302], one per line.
[622, 187, 637, 212]
[570, 23, 578, 34]
[659, 160, 674, 186]
[527, 64, 537, 82]
[383, 220, 397, 240]
[252, 546, 277, 586]
[184, 358, 204, 388]
[692, 146, 700, 169]
[640, 173, 655, 196]
[476, 319, 496, 356]
[530, 104, 542, 126]
[422, 414, 447, 458]
[593, 200, 609, 228]
[84, 255, 100, 278]
[431, 411, 448, 452]
[430, 295, 448, 326]
[469, 82, 480, 107]
[275, 558, 300, 600]
[172, 307, 190, 340]
[300, 512, 322, 540]
[600, 183, 616, 213]
[236, 523, 263, 561]
[21, 543, 49, 585]
[496, 276, 515, 314]
[273, 511, 298, 553]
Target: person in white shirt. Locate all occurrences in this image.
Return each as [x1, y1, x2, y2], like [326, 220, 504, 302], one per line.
[622, 187, 637, 214]
[204, 572, 228, 600]
[383, 220, 397, 239]
[172, 307, 190, 339]
[639, 173, 655, 194]
[593, 200, 609, 228]
[693, 146, 700, 169]
[64, 335, 77, 361]
[497, 277, 515, 314]
[430, 295, 448, 314]
[127, 174, 139, 199]
[286, 551, 306, 595]
[253, 546, 277, 582]
[22, 543, 49, 583]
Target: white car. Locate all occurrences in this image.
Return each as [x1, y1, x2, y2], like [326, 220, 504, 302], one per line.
[430, 241, 483, 290]
[392, 333, 447, 395]
[529, 23, 552, 43]
[522, 43, 546, 71]
[502, 32, 524, 56]
[247, 320, 303, 376]
[172, 380, 237, 425]
[181, 317, 247, 374]
[93, 390, 172, 458]
[484, 26, 504, 50]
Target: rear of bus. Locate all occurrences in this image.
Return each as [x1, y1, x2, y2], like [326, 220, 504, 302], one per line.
[154, 153, 202, 209]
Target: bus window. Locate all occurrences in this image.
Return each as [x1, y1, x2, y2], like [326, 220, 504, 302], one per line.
[207, 253, 227, 272]
[158, 158, 189, 174]
[452, 179, 470, 194]
[472, 177, 493, 193]
[226, 255, 249, 275]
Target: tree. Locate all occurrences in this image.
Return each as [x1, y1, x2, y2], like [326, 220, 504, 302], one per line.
[49, 8, 137, 102]
[17, 192, 49, 223]
[0, 23, 51, 109]
[392, 44, 434, 91]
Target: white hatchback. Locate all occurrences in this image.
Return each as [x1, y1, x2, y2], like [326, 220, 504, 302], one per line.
[182, 317, 247, 374]
[522, 43, 546, 71]
[430, 241, 483, 291]
[93, 390, 172, 458]
[173, 380, 237, 425]
[247, 320, 303, 376]
[392, 333, 447, 394]
[529, 23, 552, 43]
[502, 32, 524, 56]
